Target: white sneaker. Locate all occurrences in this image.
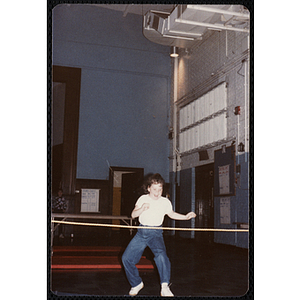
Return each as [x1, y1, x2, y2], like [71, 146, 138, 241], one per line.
[161, 283, 174, 297]
[129, 282, 144, 296]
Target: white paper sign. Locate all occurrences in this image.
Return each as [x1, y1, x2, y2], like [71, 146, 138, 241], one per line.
[81, 189, 100, 212]
[219, 164, 230, 194]
[220, 197, 230, 224]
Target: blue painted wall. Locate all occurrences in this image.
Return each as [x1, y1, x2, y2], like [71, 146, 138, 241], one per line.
[52, 4, 171, 180]
[214, 153, 249, 248]
[170, 153, 248, 248]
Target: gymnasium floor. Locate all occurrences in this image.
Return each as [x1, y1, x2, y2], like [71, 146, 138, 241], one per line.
[50, 229, 250, 297]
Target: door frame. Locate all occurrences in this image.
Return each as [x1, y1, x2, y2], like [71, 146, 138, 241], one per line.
[52, 65, 81, 195]
[109, 167, 144, 216]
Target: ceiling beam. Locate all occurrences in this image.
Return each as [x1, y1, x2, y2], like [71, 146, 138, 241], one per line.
[188, 5, 249, 19]
[123, 4, 131, 17]
[175, 18, 249, 33]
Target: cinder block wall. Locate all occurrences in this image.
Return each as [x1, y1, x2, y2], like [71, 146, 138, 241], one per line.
[170, 29, 249, 248]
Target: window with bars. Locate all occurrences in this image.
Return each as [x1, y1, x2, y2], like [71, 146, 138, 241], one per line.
[179, 82, 227, 153]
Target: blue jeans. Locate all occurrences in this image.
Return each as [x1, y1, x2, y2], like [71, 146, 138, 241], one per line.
[122, 225, 171, 287]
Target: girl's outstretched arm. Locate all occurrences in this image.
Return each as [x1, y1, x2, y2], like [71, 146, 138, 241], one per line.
[167, 210, 196, 220]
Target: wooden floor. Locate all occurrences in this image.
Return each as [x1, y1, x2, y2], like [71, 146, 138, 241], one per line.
[51, 245, 154, 270]
[49, 230, 250, 297]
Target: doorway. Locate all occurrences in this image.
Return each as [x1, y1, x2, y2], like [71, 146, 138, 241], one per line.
[51, 65, 81, 196]
[109, 167, 144, 229]
[195, 163, 214, 243]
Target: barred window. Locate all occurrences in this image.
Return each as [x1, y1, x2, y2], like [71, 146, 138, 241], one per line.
[179, 82, 227, 153]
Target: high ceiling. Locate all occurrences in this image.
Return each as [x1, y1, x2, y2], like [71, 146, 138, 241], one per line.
[90, 4, 250, 48]
[90, 4, 176, 17]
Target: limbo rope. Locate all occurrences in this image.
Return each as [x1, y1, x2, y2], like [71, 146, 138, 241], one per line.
[51, 220, 249, 233]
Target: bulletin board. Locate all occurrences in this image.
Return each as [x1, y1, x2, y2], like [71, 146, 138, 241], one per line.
[81, 188, 100, 212]
[214, 145, 236, 196]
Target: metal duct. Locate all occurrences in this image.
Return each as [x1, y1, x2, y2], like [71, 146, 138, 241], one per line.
[143, 5, 249, 48]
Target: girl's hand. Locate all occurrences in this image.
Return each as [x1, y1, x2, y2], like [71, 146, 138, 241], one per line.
[186, 212, 196, 220]
[142, 203, 150, 211]
[131, 203, 150, 218]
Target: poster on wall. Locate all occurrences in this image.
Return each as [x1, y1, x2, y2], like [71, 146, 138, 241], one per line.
[214, 145, 236, 196]
[81, 189, 100, 212]
[218, 164, 230, 195]
[220, 197, 230, 224]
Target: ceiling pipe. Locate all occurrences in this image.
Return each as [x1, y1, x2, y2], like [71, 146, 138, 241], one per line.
[175, 18, 249, 33]
[164, 34, 195, 41]
[188, 5, 249, 19]
[168, 29, 203, 37]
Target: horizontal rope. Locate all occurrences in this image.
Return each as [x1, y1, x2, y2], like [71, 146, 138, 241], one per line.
[52, 220, 249, 233]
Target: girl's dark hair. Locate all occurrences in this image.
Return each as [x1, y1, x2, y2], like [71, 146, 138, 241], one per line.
[143, 173, 165, 193]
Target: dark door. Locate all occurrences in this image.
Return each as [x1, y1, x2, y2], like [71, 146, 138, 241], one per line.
[195, 163, 214, 243]
[121, 172, 140, 217]
[52, 66, 81, 195]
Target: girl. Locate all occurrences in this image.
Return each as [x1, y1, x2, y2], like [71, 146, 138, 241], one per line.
[122, 173, 196, 296]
